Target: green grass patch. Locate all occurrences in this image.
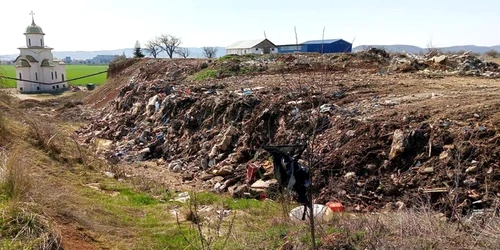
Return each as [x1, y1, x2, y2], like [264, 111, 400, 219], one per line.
[225, 198, 268, 210]
[194, 191, 223, 205]
[119, 188, 157, 206]
[217, 54, 258, 62]
[65, 65, 108, 86]
[0, 64, 108, 88]
[190, 69, 218, 81]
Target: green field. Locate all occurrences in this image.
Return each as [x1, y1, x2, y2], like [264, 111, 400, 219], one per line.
[0, 64, 108, 88]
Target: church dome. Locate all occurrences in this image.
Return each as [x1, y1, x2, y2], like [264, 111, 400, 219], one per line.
[25, 22, 44, 34]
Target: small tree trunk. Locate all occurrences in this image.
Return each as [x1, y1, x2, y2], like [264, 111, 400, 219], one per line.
[308, 133, 317, 250]
[309, 200, 316, 249]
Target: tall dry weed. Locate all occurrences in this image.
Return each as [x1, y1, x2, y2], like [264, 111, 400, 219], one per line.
[0, 147, 32, 201]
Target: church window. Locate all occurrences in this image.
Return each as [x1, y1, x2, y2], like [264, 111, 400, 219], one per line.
[62, 74, 65, 81]
[63, 84, 66, 88]
[51, 72, 54, 80]
[35, 72, 38, 81]
[37, 87, 40, 90]
[41, 39, 43, 46]
[56, 85, 59, 89]
[19, 73, 22, 80]
[28, 39, 31, 46]
[52, 86, 55, 89]
[20, 87, 23, 91]
[55, 71, 58, 79]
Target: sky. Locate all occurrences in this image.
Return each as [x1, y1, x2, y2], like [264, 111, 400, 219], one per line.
[1, 0, 499, 55]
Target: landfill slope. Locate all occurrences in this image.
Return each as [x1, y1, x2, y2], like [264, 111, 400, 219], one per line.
[78, 52, 500, 215]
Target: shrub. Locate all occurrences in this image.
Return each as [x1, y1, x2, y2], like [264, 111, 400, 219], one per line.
[485, 49, 499, 58]
[24, 119, 61, 157]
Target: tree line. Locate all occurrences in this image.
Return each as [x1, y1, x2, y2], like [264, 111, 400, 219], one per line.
[133, 34, 218, 59]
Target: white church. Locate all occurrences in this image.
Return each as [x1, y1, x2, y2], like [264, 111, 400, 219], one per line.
[14, 13, 67, 93]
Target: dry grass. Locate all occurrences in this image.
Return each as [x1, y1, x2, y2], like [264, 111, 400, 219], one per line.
[0, 203, 62, 249]
[0, 146, 61, 249]
[0, 147, 32, 201]
[317, 209, 500, 250]
[24, 118, 62, 158]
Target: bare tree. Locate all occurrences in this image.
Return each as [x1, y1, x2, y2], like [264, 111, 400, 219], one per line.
[176, 48, 190, 58]
[426, 37, 440, 55]
[144, 38, 162, 58]
[159, 34, 182, 59]
[202, 47, 218, 59]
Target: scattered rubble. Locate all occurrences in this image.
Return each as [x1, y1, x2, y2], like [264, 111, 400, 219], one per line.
[389, 51, 500, 77]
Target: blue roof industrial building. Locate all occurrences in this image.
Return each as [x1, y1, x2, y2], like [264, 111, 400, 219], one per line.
[277, 39, 352, 54]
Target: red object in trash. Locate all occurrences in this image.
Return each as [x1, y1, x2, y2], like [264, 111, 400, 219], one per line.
[246, 163, 258, 183]
[259, 193, 267, 201]
[326, 202, 344, 213]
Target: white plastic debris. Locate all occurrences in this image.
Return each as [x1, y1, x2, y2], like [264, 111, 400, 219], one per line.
[171, 192, 190, 203]
[289, 204, 334, 222]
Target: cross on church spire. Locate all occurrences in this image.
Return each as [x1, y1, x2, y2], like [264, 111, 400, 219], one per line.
[30, 11, 35, 25]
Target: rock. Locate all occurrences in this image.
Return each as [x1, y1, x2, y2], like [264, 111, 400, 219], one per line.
[395, 201, 405, 210]
[389, 129, 405, 160]
[200, 172, 214, 181]
[219, 126, 238, 151]
[223, 178, 239, 189]
[95, 138, 113, 153]
[146, 95, 159, 116]
[137, 147, 151, 161]
[213, 165, 233, 176]
[171, 165, 182, 173]
[251, 179, 269, 189]
[320, 104, 340, 113]
[168, 160, 183, 173]
[346, 130, 355, 137]
[464, 178, 478, 187]
[432, 55, 448, 64]
[182, 173, 194, 181]
[214, 182, 222, 190]
[422, 167, 434, 174]
[104, 171, 115, 178]
[344, 172, 356, 179]
[230, 185, 248, 198]
[473, 113, 480, 118]
[210, 176, 224, 185]
[466, 165, 479, 174]
[200, 156, 209, 170]
[439, 151, 449, 160]
[366, 164, 377, 171]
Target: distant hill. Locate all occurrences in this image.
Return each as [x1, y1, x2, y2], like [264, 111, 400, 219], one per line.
[0, 47, 226, 61]
[353, 45, 500, 54]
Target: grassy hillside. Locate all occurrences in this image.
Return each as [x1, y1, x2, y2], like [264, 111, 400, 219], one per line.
[0, 65, 108, 88]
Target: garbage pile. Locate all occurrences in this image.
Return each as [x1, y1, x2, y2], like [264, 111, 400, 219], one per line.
[77, 58, 500, 215]
[389, 51, 500, 77]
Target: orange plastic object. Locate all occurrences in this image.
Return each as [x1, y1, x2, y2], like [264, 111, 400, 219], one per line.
[326, 202, 344, 212]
